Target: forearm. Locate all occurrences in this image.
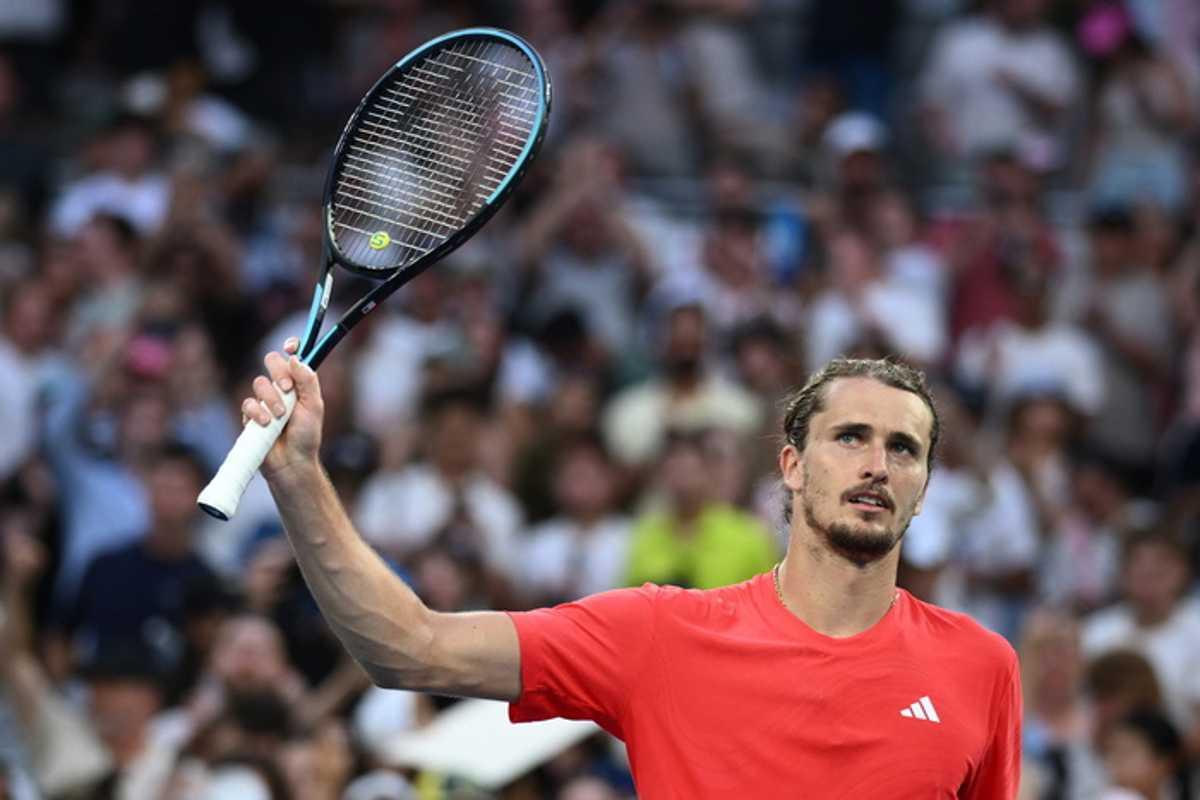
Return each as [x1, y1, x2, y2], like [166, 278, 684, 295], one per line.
[266, 461, 438, 690]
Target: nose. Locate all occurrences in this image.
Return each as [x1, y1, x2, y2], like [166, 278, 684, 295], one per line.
[860, 443, 889, 482]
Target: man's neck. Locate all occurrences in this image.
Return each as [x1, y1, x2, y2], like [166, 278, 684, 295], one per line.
[776, 531, 899, 638]
[569, 509, 606, 529]
[1133, 602, 1174, 629]
[143, 527, 191, 561]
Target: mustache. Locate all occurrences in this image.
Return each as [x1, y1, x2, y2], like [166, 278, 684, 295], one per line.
[841, 483, 894, 510]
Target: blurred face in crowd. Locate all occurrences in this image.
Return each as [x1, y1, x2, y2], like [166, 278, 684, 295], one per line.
[106, 123, 157, 178]
[414, 547, 474, 612]
[3, 280, 55, 353]
[703, 217, 762, 289]
[1073, 462, 1125, 521]
[982, 156, 1038, 209]
[662, 306, 707, 382]
[428, 401, 481, 479]
[1020, 610, 1082, 710]
[75, 216, 137, 282]
[119, 386, 171, 456]
[869, 191, 917, 250]
[87, 678, 162, 767]
[1008, 265, 1051, 328]
[563, 197, 611, 258]
[829, 231, 879, 295]
[735, 332, 789, 395]
[1089, 225, 1133, 278]
[1008, 396, 1072, 465]
[555, 444, 617, 521]
[705, 428, 749, 506]
[548, 374, 599, 434]
[782, 378, 930, 566]
[1123, 541, 1190, 621]
[661, 436, 711, 515]
[211, 616, 291, 693]
[707, 161, 754, 211]
[1103, 725, 1173, 797]
[838, 150, 885, 197]
[148, 456, 203, 535]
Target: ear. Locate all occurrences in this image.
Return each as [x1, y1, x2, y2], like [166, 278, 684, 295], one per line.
[779, 444, 805, 493]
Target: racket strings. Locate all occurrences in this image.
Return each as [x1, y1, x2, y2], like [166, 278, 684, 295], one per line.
[331, 38, 541, 270]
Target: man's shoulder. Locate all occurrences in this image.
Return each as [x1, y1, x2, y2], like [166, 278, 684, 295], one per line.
[649, 574, 768, 622]
[86, 538, 146, 571]
[904, 592, 1017, 668]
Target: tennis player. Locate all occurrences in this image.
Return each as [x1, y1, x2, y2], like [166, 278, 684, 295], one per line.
[247, 345, 1020, 797]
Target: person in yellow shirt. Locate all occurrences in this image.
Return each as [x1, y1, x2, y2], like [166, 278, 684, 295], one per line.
[627, 428, 778, 589]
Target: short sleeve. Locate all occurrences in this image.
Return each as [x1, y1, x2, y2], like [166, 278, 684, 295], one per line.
[506, 585, 659, 737]
[962, 649, 1023, 799]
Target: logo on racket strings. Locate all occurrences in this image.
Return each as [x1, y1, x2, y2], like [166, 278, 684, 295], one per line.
[369, 231, 391, 250]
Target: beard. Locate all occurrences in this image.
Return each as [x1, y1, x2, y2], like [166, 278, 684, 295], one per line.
[801, 472, 912, 567]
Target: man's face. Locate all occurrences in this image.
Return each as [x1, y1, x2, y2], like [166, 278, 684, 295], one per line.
[781, 378, 931, 565]
[212, 616, 289, 692]
[1123, 543, 1188, 616]
[148, 458, 202, 531]
[88, 679, 162, 763]
[430, 403, 480, 475]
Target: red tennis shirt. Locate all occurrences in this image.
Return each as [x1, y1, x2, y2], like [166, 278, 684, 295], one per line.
[507, 572, 1021, 798]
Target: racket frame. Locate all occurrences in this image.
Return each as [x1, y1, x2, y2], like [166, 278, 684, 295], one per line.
[198, 27, 550, 521]
[298, 27, 551, 370]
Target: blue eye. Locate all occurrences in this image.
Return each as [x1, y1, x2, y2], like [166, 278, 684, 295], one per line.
[890, 441, 915, 456]
[838, 432, 859, 445]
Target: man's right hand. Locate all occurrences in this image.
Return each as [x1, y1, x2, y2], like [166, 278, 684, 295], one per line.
[244, 337, 325, 480]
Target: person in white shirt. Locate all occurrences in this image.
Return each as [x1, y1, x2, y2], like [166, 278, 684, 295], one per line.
[50, 114, 171, 237]
[1082, 532, 1200, 748]
[956, 258, 1106, 420]
[520, 435, 631, 606]
[355, 387, 524, 583]
[602, 301, 760, 467]
[0, 279, 59, 480]
[806, 228, 946, 372]
[919, 0, 1080, 173]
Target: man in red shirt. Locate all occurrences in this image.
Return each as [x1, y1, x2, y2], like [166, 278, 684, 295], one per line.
[245, 346, 1021, 798]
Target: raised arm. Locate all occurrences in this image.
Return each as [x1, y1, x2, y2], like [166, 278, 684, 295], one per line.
[247, 339, 521, 701]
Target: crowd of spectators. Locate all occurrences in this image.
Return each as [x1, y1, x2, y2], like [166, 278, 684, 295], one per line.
[1, 0, 1199, 798]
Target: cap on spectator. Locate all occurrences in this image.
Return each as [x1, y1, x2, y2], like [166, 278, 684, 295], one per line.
[822, 112, 888, 159]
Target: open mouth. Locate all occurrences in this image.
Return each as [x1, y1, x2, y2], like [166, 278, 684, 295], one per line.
[845, 491, 891, 512]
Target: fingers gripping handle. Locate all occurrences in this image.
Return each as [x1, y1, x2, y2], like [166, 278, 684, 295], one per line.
[197, 389, 297, 520]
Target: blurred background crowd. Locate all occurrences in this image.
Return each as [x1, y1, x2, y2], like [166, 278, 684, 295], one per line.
[0, 0, 1199, 797]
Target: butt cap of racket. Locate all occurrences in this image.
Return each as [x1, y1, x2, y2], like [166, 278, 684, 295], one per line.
[198, 389, 297, 520]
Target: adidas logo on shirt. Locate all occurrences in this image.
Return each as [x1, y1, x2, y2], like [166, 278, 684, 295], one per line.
[899, 696, 940, 723]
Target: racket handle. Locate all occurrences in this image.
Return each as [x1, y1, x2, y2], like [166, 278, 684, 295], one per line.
[197, 388, 298, 520]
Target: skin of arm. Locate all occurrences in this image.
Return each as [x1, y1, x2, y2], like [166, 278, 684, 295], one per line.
[250, 339, 521, 701]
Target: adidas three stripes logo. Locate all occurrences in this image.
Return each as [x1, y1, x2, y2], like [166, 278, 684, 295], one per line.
[899, 695, 940, 723]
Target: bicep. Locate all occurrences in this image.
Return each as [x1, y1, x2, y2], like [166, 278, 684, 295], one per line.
[425, 610, 522, 702]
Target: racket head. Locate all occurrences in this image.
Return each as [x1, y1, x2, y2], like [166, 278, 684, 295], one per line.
[323, 28, 551, 278]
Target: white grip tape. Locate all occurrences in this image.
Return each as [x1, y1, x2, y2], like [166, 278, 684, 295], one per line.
[197, 388, 297, 520]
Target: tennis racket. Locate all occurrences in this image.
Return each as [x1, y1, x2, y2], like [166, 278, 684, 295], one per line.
[197, 27, 551, 520]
